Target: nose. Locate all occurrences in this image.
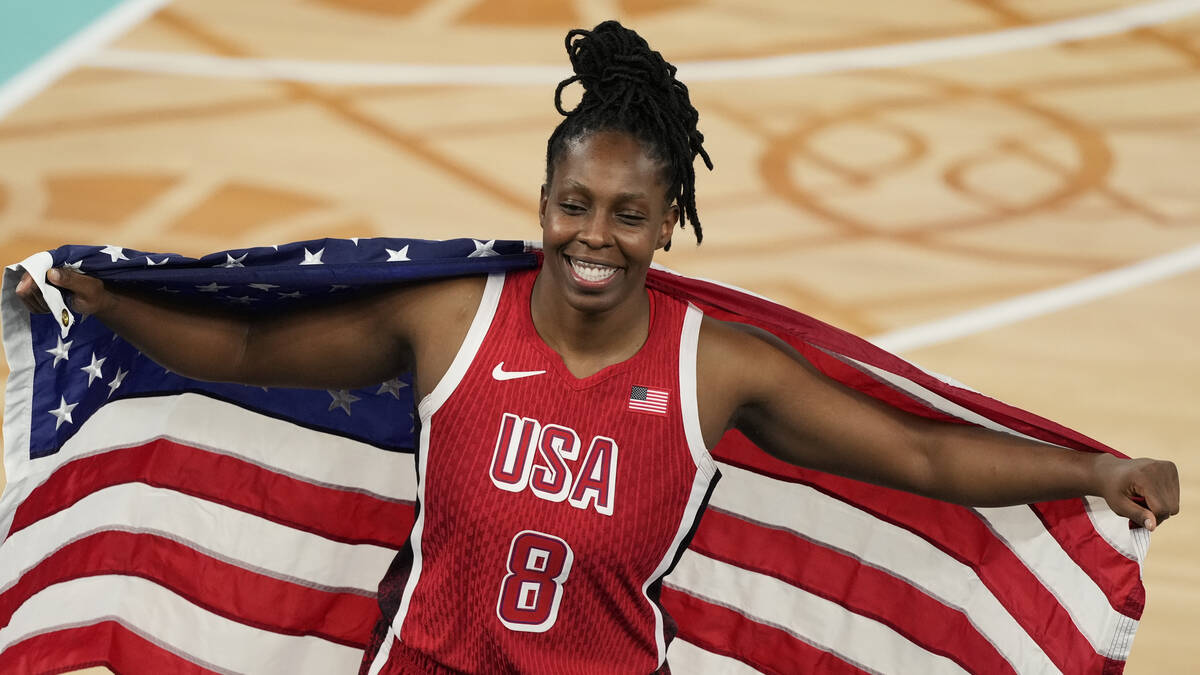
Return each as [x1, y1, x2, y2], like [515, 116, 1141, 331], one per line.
[576, 211, 612, 249]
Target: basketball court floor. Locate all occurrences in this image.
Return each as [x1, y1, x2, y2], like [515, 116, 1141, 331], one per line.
[0, 1, 1196, 672]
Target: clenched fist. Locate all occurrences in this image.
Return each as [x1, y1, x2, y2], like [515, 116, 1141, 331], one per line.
[1093, 452, 1180, 531]
[15, 267, 116, 317]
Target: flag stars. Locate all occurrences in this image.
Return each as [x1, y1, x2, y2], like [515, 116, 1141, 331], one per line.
[81, 353, 106, 386]
[48, 396, 78, 430]
[249, 283, 279, 292]
[277, 290, 303, 299]
[63, 260, 84, 272]
[301, 248, 325, 265]
[218, 252, 248, 268]
[108, 367, 128, 398]
[386, 246, 410, 262]
[327, 389, 360, 415]
[100, 245, 129, 262]
[146, 256, 169, 266]
[227, 295, 259, 305]
[468, 239, 498, 258]
[46, 336, 73, 367]
[196, 282, 230, 293]
[377, 378, 408, 398]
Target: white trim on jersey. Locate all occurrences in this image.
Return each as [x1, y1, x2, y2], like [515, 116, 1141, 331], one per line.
[678, 304, 717, 479]
[366, 626, 396, 675]
[393, 272, 505, 643]
[417, 272, 506, 418]
[642, 302, 719, 668]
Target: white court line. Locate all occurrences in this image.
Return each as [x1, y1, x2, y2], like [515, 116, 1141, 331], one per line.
[0, 0, 171, 120]
[86, 0, 1200, 85]
[872, 241, 1200, 353]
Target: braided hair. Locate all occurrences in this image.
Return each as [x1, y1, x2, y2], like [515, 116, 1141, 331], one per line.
[546, 21, 713, 249]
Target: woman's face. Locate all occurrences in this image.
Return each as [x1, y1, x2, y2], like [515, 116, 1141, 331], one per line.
[539, 130, 678, 315]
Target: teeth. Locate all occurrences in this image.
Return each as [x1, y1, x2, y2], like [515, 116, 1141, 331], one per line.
[571, 258, 618, 282]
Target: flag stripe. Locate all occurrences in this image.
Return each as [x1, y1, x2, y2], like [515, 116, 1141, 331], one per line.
[661, 586, 871, 675]
[665, 637, 765, 675]
[705, 462, 1058, 674]
[1038, 498, 1145, 610]
[1079, 495, 1144, 562]
[690, 507, 1019, 675]
[838, 355, 1144, 659]
[0, 483, 397, 594]
[667, 551, 969, 675]
[839, 355, 1145, 609]
[713, 434, 1103, 673]
[629, 403, 668, 414]
[7, 394, 417, 498]
[0, 530, 378, 646]
[0, 576, 362, 673]
[0, 621, 217, 675]
[9, 438, 415, 548]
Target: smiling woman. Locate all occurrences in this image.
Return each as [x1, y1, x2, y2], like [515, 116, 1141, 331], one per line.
[10, 17, 1183, 675]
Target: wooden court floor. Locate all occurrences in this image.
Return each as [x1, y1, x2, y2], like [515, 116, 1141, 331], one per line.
[0, 1, 1196, 672]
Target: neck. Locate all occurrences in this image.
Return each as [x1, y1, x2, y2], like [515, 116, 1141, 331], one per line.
[529, 270, 651, 374]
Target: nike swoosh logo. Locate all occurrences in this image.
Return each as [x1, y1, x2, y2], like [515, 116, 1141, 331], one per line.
[492, 362, 547, 381]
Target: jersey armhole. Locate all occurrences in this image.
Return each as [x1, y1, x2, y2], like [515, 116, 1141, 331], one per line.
[679, 303, 717, 480]
[417, 272, 505, 419]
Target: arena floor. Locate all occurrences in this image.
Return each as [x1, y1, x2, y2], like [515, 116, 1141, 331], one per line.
[0, 1, 1196, 673]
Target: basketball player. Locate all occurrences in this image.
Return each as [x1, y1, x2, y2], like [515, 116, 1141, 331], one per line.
[15, 21, 1179, 675]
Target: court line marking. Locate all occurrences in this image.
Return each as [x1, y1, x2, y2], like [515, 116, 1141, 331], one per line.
[0, 0, 171, 120]
[85, 0, 1200, 85]
[871, 241, 1200, 353]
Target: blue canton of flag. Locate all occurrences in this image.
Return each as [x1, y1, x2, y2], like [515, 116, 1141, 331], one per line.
[627, 385, 669, 416]
[12, 237, 537, 459]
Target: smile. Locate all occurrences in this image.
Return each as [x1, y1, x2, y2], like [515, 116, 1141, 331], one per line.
[567, 257, 620, 284]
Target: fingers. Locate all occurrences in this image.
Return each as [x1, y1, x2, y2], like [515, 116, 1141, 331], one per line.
[1112, 496, 1159, 531]
[15, 272, 50, 314]
[1115, 459, 1181, 532]
[1139, 461, 1180, 527]
[45, 266, 109, 316]
[46, 266, 80, 288]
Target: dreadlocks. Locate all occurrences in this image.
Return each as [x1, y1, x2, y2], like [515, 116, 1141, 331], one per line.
[546, 21, 713, 249]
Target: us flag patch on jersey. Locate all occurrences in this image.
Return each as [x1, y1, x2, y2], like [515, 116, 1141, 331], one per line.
[628, 385, 669, 415]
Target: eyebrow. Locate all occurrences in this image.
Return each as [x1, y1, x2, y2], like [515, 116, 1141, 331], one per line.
[562, 179, 648, 202]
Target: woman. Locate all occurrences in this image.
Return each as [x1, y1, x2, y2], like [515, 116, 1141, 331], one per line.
[16, 21, 1179, 675]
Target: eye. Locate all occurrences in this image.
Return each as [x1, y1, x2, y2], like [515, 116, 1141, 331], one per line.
[559, 202, 585, 214]
[619, 212, 646, 224]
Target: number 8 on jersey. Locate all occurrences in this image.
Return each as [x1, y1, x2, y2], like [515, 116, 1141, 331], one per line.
[496, 530, 574, 632]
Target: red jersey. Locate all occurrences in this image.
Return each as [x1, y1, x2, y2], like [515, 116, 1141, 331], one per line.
[366, 267, 718, 674]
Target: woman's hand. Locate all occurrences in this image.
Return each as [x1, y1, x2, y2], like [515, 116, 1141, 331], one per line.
[15, 267, 116, 316]
[1093, 453, 1180, 531]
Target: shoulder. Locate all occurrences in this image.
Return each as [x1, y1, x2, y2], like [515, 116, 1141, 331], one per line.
[696, 315, 823, 406]
[691, 315, 808, 442]
[388, 274, 490, 342]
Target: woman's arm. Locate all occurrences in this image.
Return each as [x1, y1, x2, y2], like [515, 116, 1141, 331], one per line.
[16, 267, 482, 391]
[698, 318, 1180, 529]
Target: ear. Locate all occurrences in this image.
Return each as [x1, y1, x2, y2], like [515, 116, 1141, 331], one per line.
[656, 203, 679, 250]
[538, 184, 549, 228]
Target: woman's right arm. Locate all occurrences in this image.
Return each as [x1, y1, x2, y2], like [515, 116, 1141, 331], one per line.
[16, 267, 475, 390]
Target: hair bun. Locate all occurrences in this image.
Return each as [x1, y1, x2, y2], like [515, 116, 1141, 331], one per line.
[555, 21, 674, 117]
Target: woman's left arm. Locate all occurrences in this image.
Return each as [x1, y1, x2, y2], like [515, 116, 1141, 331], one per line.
[701, 319, 1180, 529]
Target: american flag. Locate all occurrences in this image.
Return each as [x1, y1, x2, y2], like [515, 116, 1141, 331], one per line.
[0, 237, 1149, 674]
[628, 385, 669, 416]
